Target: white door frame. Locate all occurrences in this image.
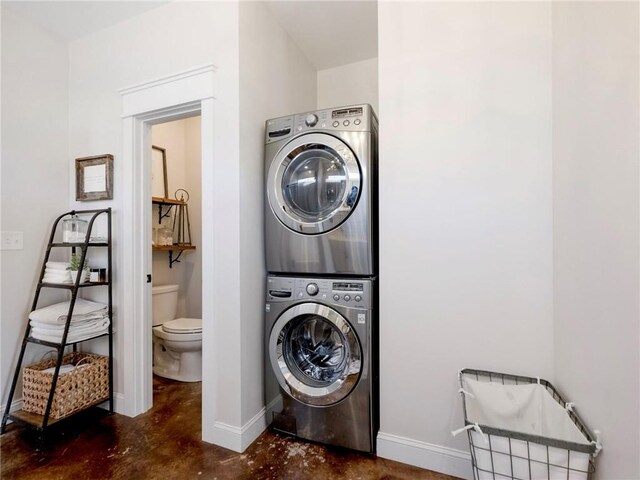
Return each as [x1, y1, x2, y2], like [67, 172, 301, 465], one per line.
[118, 66, 217, 431]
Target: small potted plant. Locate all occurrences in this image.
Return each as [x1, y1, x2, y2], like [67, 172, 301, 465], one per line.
[69, 252, 89, 284]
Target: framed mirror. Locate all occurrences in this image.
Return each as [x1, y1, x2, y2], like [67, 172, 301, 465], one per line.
[152, 145, 168, 199]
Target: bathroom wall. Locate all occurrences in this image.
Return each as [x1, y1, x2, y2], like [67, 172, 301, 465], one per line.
[0, 6, 70, 412]
[317, 57, 379, 114]
[552, 3, 640, 478]
[377, 3, 554, 477]
[151, 117, 202, 319]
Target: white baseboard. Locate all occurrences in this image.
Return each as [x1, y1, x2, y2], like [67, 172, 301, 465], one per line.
[377, 431, 473, 480]
[211, 407, 267, 453]
[98, 392, 125, 413]
[1, 398, 24, 424]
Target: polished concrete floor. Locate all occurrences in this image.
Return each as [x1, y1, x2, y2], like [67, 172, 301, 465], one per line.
[1, 376, 460, 480]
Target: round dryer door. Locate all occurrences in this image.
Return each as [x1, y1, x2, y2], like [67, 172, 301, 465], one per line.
[267, 133, 361, 234]
[269, 303, 362, 406]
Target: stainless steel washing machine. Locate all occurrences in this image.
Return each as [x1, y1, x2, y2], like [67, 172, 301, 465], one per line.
[264, 104, 378, 276]
[264, 275, 378, 453]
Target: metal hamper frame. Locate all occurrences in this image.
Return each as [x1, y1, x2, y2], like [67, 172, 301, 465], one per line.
[459, 369, 598, 480]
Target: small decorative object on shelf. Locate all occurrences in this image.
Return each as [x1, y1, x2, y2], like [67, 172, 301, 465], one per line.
[151, 146, 168, 199]
[62, 215, 88, 243]
[69, 252, 89, 284]
[172, 189, 192, 246]
[152, 192, 196, 268]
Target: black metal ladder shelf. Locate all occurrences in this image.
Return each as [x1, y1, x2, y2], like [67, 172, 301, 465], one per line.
[1, 208, 113, 435]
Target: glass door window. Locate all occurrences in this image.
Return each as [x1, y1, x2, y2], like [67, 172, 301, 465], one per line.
[282, 147, 348, 222]
[267, 133, 361, 235]
[269, 303, 362, 406]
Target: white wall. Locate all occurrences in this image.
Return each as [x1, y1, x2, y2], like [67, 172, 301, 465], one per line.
[377, 3, 554, 477]
[238, 1, 317, 428]
[0, 7, 69, 411]
[183, 117, 203, 318]
[317, 57, 378, 113]
[152, 117, 202, 319]
[552, 3, 640, 479]
[67, 0, 241, 445]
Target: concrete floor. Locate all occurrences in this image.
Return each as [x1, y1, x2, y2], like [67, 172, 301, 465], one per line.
[1, 376, 460, 480]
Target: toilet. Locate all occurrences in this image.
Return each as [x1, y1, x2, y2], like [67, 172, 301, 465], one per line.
[152, 284, 202, 382]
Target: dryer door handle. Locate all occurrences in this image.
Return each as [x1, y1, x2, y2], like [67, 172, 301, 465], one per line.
[346, 186, 359, 208]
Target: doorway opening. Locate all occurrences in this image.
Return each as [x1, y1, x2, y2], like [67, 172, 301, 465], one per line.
[119, 65, 218, 444]
[150, 116, 203, 402]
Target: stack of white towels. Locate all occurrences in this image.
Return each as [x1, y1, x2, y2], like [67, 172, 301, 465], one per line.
[29, 299, 110, 343]
[42, 261, 71, 284]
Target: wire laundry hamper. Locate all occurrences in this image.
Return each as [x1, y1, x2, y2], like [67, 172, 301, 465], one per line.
[455, 369, 600, 480]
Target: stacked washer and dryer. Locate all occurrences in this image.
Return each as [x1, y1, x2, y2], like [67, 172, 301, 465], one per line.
[263, 104, 379, 453]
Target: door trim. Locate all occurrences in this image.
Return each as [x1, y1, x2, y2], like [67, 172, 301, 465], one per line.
[119, 65, 219, 445]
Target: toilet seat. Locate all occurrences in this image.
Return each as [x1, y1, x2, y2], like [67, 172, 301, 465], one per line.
[162, 317, 202, 334]
[153, 325, 201, 342]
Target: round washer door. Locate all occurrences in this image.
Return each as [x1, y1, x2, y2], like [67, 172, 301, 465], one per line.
[269, 303, 362, 406]
[267, 133, 361, 235]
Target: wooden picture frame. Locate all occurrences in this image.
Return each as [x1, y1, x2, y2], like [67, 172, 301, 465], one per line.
[75, 154, 114, 201]
[151, 145, 169, 199]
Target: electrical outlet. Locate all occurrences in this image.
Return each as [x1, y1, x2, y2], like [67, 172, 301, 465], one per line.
[1, 231, 23, 250]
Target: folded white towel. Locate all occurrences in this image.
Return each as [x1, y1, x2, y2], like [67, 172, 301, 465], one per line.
[29, 299, 108, 325]
[31, 315, 108, 331]
[45, 262, 70, 270]
[31, 318, 110, 344]
[31, 317, 109, 334]
[43, 273, 70, 280]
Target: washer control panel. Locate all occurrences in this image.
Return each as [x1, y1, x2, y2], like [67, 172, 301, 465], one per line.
[265, 104, 375, 144]
[266, 275, 372, 308]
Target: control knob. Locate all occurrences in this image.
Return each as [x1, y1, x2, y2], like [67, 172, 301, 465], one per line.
[305, 114, 318, 127]
[306, 283, 319, 296]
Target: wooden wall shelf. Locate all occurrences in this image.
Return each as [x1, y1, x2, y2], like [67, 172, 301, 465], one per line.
[152, 197, 185, 206]
[152, 245, 195, 268]
[152, 245, 196, 252]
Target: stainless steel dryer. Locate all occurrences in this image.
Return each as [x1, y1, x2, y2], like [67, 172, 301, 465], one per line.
[264, 275, 378, 453]
[264, 104, 378, 276]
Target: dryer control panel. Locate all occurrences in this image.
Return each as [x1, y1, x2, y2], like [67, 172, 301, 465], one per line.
[265, 104, 376, 144]
[266, 275, 373, 309]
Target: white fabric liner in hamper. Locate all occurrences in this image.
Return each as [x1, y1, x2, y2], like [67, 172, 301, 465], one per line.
[457, 378, 597, 480]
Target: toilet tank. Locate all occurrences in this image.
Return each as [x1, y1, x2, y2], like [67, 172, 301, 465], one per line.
[152, 284, 179, 326]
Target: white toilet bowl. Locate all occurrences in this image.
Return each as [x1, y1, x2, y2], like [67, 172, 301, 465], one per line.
[152, 285, 202, 383]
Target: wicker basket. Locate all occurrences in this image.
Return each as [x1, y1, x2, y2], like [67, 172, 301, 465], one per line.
[22, 352, 109, 420]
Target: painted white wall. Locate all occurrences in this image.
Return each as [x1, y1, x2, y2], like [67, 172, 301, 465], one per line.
[377, 3, 554, 477]
[238, 1, 317, 428]
[183, 116, 203, 319]
[317, 57, 378, 114]
[67, 0, 241, 444]
[0, 7, 69, 411]
[151, 117, 202, 320]
[552, 3, 640, 479]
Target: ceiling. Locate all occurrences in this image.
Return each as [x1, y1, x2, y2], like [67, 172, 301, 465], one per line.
[3, 1, 170, 41]
[264, 1, 378, 70]
[3, 0, 378, 70]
